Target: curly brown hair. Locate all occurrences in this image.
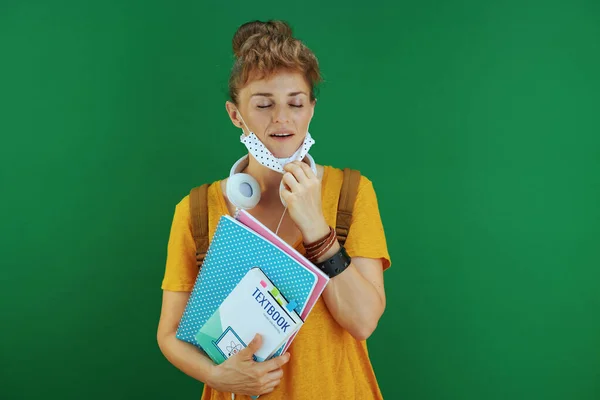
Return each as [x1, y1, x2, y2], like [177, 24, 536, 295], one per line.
[228, 20, 322, 104]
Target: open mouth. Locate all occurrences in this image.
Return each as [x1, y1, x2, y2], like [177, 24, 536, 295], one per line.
[270, 133, 294, 139]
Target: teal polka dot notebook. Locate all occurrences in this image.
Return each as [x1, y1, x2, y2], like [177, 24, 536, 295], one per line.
[176, 215, 318, 358]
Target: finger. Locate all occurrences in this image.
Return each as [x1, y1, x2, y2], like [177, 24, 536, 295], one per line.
[253, 372, 283, 394]
[261, 384, 277, 395]
[261, 385, 276, 395]
[284, 162, 309, 184]
[239, 334, 262, 359]
[260, 371, 283, 393]
[282, 172, 300, 193]
[295, 160, 316, 180]
[257, 354, 290, 376]
[257, 352, 290, 374]
[264, 367, 284, 383]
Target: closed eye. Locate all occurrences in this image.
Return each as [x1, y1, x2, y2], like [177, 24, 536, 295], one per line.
[258, 104, 303, 108]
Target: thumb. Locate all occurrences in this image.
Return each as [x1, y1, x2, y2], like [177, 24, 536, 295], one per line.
[239, 333, 262, 359]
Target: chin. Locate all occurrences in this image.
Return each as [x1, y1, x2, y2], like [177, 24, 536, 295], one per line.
[269, 143, 303, 159]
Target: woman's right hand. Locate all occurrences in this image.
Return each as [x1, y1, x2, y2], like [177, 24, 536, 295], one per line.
[208, 334, 291, 397]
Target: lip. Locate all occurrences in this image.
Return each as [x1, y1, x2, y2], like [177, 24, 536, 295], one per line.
[269, 129, 295, 138]
[270, 135, 295, 141]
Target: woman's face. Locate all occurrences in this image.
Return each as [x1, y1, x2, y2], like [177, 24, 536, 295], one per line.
[226, 70, 315, 159]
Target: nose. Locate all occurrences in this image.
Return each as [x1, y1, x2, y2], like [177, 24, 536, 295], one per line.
[272, 104, 291, 124]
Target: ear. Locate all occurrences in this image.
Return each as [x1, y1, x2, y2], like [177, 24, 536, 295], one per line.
[225, 101, 243, 129]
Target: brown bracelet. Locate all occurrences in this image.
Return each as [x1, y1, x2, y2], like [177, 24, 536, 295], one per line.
[303, 226, 334, 251]
[307, 232, 337, 263]
[306, 227, 338, 263]
[305, 227, 335, 255]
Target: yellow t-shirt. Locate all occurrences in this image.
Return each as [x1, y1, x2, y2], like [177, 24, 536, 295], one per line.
[162, 165, 392, 399]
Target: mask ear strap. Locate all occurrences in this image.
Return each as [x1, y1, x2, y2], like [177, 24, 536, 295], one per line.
[235, 108, 251, 135]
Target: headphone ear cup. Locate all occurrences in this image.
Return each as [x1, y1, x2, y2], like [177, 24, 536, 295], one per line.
[226, 173, 260, 210]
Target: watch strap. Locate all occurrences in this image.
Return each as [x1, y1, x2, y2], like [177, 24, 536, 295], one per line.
[316, 246, 352, 278]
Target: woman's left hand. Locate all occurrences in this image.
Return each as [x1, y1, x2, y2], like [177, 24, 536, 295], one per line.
[281, 161, 329, 243]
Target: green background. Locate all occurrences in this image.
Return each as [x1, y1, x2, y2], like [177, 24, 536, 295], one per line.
[1, 1, 599, 399]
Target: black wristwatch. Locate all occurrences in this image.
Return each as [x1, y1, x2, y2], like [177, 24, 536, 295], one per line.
[315, 246, 352, 278]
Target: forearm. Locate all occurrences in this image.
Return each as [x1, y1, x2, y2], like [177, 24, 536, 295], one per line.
[320, 246, 385, 340]
[304, 221, 385, 340]
[157, 333, 218, 386]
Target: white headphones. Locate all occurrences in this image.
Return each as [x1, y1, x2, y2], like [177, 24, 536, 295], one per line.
[226, 153, 318, 210]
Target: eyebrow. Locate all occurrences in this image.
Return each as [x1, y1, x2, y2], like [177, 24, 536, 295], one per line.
[250, 91, 307, 98]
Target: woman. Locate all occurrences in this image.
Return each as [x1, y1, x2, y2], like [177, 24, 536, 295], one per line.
[157, 20, 391, 399]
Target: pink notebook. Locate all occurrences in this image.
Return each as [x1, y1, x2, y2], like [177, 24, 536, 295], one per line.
[234, 209, 329, 353]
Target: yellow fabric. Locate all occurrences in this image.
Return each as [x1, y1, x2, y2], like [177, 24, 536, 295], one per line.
[161, 165, 391, 399]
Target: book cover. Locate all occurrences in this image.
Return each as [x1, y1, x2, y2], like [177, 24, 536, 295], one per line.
[195, 267, 303, 364]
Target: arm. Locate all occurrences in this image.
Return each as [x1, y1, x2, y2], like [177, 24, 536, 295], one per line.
[156, 290, 219, 385]
[304, 225, 386, 341]
[281, 161, 389, 341]
[159, 196, 291, 396]
[156, 290, 291, 396]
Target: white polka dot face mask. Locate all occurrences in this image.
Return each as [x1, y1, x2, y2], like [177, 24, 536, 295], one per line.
[236, 110, 315, 174]
[240, 131, 315, 174]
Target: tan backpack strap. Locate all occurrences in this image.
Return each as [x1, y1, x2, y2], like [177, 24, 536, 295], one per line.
[189, 184, 210, 269]
[336, 168, 361, 247]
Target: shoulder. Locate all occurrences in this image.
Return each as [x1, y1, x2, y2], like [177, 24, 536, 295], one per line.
[173, 193, 190, 213]
[321, 164, 374, 191]
[173, 180, 221, 212]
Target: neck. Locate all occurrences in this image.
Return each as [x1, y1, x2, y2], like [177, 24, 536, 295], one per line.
[243, 153, 285, 194]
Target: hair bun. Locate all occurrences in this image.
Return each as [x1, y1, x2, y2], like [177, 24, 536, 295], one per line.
[232, 20, 293, 58]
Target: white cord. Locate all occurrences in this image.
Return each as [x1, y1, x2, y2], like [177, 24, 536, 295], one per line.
[275, 206, 287, 235]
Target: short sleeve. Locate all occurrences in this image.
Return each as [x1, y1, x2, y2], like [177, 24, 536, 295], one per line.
[160, 195, 199, 291]
[343, 176, 391, 271]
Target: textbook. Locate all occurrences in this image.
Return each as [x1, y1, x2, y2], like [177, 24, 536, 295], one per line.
[195, 267, 303, 364]
[176, 213, 321, 357]
[234, 209, 330, 353]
